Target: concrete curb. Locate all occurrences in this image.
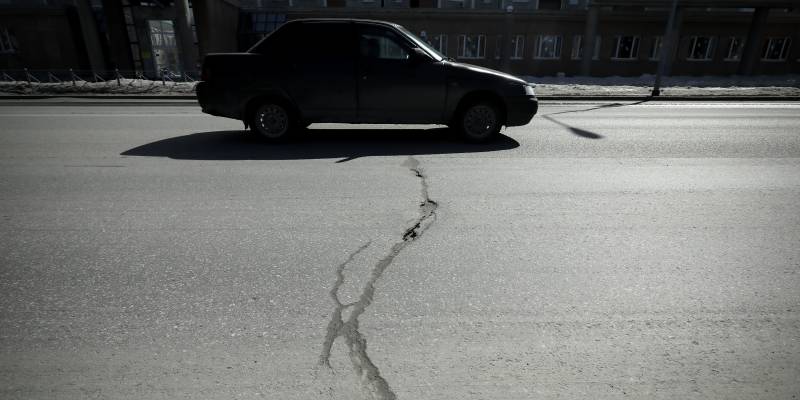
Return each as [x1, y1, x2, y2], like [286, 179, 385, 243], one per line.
[0, 95, 197, 100]
[539, 95, 800, 101]
[1, 94, 799, 102]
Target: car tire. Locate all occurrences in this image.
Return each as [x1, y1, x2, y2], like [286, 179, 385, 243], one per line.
[251, 102, 295, 142]
[457, 101, 502, 143]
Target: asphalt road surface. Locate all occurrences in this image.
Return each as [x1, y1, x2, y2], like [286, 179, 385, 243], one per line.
[1, 99, 798, 400]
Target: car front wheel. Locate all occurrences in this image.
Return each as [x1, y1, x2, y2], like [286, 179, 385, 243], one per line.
[458, 101, 502, 143]
[251, 102, 295, 141]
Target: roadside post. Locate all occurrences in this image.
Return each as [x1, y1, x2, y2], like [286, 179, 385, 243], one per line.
[652, 0, 679, 96]
[501, 5, 514, 73]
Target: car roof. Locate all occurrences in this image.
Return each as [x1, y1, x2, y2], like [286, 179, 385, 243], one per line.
[284, 18, 401, 29]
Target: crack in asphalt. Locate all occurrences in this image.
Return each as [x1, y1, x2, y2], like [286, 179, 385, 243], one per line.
[319, 156, 438, 400]
[320, 241, 373, 369]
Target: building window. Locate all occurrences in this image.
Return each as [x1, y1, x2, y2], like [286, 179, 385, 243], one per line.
[511, 34, 525, 59]
[762, 37, 791, 61]
[538, 0, 561, 10]
[148, 19, 177, 48]
[535, 35, 562, 59]
[723, 37, 743, 61]
[649, 36, 662, 60]
[458, 34, 485, 59]
[251, 13, 286, 34]
[495, 35, 502, 59]
[498, 35, 524, 59]
[432, 34, 448, 55]
[612, 36, 639, 60]
[421, 31, 447, 56]
[571, 35, 600, 60]
[361, 32, 409, 60]
[0, 26, 17, 54]
[687, 36, 715, 61]
[241, 13, 285, 50]
[148, 19, 181, 73]
[571, 35, 581, 59]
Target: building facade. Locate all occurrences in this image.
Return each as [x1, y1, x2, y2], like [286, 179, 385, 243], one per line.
[238, 0, 800, 76]
[0, 0, 209, 76]
[1, 0, 798, 77]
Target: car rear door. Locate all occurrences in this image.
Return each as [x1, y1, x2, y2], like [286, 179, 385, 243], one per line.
[356, 24, 447, 124]
[281, 21, 357, 122]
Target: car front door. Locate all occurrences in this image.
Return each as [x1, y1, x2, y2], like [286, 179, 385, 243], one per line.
[356, 24, 447, 124]
[281, 22, 357, 122]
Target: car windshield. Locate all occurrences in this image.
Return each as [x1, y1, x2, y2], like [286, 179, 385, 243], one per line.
[395, 25, 445, 62]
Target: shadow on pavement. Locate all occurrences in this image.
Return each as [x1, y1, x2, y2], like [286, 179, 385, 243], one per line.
[537, 99, 652, 139]
[541, 115, 604, 139]
[121, 127, 520, 162]
[545, 99, 650, 116]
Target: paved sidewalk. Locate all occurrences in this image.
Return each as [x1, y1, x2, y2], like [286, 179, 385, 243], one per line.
[2, 74, 799, 99]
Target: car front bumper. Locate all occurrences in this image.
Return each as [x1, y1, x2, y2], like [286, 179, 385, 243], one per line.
[505, 95, 539, 127]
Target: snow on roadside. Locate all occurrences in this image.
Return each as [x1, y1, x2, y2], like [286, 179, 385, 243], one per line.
[0, 79, 196, 96]
[1, 74, 799, 97]
[525, 74, 800, 97]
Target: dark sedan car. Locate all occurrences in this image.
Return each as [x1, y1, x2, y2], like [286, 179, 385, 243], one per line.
[196, 18, 538, 142]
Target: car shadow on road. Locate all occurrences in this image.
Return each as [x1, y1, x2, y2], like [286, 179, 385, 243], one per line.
[120, 127, 520, 162]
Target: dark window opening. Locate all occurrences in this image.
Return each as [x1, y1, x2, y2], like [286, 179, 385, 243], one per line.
[538, 0, 562, 10]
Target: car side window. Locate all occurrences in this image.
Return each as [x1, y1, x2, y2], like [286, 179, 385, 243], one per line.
[359, 27, 410, 61]
[275, 22, 353, 62]
[249, 23, 296, 55]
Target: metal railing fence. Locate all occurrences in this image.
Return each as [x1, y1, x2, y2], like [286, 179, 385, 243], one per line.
[0, 68, 199, 87]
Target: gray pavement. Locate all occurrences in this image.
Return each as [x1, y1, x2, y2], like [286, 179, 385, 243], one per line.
[0, 100, 798, 399]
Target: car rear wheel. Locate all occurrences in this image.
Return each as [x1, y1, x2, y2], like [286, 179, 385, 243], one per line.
[251, 102, 295, 141]
[458, 101, 502, 143]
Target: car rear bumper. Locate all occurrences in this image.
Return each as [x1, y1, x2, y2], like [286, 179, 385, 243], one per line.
[196, 81, 239, 119]
[505, 95, 538, 127]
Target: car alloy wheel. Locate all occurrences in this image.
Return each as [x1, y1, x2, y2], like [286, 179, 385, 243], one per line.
[462, 103, 499, 141]
[254, 103, 290, 139]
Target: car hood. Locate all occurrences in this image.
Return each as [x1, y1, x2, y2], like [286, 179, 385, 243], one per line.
[446, 61, 528, 85]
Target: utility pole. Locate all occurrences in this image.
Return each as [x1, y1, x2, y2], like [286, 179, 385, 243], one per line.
[74, 0, 106, 73]
[580, 4, 599, 76]
[175, 0, 199, 74]
[652, 0, 679, 97]
[501, 4, 514, 73]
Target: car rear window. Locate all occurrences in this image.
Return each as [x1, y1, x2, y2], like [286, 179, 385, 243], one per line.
[248, 21, 354, 60]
